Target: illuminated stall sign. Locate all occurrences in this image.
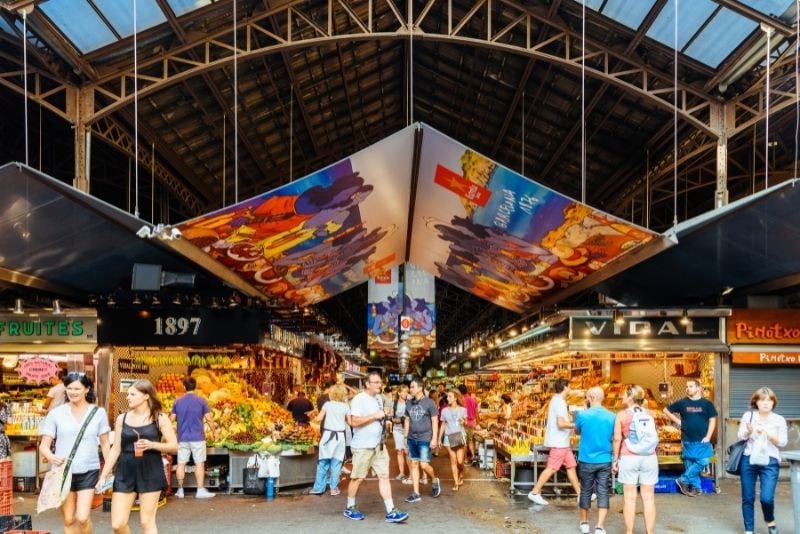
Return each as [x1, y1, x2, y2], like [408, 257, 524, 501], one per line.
[732, 351, 800, 365]
[728, 309, 800, 345]
[0, 314, 97, 343]
[98, 309, 261, 345]
[570, 316, 721, 340]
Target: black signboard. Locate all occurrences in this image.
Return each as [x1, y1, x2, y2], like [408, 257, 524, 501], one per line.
[570, 316, 721, 340]
[98, 308, 263, 345]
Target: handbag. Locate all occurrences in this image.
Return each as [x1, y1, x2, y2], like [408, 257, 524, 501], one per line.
[447, 431, 466, 449]
[37, 406, 98, 514]
[725, 411, 754, 476]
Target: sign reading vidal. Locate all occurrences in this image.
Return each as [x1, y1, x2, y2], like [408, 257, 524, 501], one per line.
[409, 126, 657, 313]
[571, 317, 721, 340]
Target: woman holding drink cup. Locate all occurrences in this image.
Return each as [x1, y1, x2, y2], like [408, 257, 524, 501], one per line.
[97, 379, 177, 534]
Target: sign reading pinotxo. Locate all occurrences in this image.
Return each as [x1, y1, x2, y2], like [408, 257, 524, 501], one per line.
[98, 308, 262, 345]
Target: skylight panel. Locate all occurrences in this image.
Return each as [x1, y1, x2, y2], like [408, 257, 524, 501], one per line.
[600, 0, 657, 29]
[39, 0, 117, 53]
[684, 8, 758, 67]
[647, 0, 717, 50]
[167, 0, 215, 17]
[94, 0, 167, 38]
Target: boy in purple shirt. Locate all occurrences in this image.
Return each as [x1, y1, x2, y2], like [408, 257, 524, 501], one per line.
[171, 377, 218, 498]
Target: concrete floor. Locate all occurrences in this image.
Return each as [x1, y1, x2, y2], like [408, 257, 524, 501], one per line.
[13, 453, 797, 533]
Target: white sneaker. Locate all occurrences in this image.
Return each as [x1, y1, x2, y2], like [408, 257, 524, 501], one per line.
[528, 492, 548, 505]
[580, 523, 590, 534]
[195, 488, 215, 499]
[401, 478, 414, 485]
[174, 488, 184, 499]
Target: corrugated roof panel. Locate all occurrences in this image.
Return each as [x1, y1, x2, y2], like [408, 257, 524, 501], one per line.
[167, 0, 215, 17]
[39, 0, 117, 53]
[0, 17, 14, 35]
[94, 0, 166, 39]
[647, 0, 717, 50]
[685, 8, 758, 67]
[600, 0, 657, 29]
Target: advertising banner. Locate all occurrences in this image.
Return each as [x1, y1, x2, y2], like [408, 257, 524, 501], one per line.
[401, 263, 436, 357]
[367, 265, 400, 352]
[177, 128, 414, 307]
[409, 126, 657, 312]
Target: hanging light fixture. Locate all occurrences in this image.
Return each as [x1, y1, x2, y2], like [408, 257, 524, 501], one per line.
[12, 298, 24, 314]
[172, 294, 182, 306]
[106, 295, 116, 307]
[151, 295, 161, 306]
[52, 299, 63, 315]
[680, 309, 690, 326]
[191, 294, 202, 307]
[132, 294, 142, 306]
[612, 309, 625, 326]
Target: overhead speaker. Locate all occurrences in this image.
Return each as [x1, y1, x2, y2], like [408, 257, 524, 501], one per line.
[161, 271, 196, 288]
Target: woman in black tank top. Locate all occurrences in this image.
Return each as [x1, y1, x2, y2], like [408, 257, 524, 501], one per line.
[97, 379, 177, 534]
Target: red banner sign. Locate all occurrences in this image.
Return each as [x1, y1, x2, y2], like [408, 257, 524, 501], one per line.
[728, 309, 800, 345]
[731, 351, 800, 365]
[434, 164, 491, 207]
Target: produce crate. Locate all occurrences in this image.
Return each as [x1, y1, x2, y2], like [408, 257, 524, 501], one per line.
[0, 514, 32, 532]
[494, 459, 510, 479]
[0, 490, 13, 516]
[0, 460, 12, 492]
[653, 476, 677, 493]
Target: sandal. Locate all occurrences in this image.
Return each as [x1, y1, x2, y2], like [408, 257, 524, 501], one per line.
[452, 486, 459, 492]
[330, 488, 341, 496]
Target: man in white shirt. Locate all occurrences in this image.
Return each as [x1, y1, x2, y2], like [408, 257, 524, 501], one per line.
[343, 372, 408, 523]
[528, 378, 581, 505]
[44, 371, 67, 413]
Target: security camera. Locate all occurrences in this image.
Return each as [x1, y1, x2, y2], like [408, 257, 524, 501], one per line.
[169, 227, 182, 240]
[136, 226, 152, 239]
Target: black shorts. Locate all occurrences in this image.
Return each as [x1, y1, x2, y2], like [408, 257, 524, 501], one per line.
[113, 452, 167, 494]
[71, 469, 100, 492]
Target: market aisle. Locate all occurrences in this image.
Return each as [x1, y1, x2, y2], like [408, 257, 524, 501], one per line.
[14, 457, 796, 533]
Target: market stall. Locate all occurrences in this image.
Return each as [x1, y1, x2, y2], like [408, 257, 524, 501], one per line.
[478, 310, 728, 495]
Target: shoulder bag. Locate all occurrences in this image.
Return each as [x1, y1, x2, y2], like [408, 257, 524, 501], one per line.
[725, 411, 753, 476]
[38, 406, 98, 514]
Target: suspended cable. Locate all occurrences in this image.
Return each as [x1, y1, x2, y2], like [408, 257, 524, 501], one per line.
[151, 142, 155, 224]
[133, 0, 140, 218]
[409, 1, 414, 125]
[794, 0, 798, 180]
[222, 113, 226, 206]
[289, 85, 293, 182]
[233, 0, 239, 203]
[521, 92, 525, 175]
[672, 0, 679, 228]
[581, 0, 586, 204]
[763, 23, 774, 188]
[22, 9, 29, 166]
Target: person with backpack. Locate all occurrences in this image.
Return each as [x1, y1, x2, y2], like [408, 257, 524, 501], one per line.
[612, 384, 658, 534]
[663, 379, 718, 497]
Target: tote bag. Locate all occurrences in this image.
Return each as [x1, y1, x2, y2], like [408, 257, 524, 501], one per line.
[37, 463, 72, 513]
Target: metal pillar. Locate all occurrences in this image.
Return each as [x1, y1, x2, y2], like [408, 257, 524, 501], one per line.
[66, 86, 94, 192]
[711, 102, 734, 208]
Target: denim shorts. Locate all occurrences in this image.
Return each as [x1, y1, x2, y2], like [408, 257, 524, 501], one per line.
[407, 437, 431, 463]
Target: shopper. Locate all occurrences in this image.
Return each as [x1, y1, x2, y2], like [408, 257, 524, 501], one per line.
[458, 384, 479, 465]
[738, 387, 787, 534]
[343, 372, 407, 523]
[390, 385, 410, 483]
[500, 393, 513, 426]
[39, 373, 111, 534]
[44, 370, 67, 413]
[438, 389, 467, 491]
[527, 378, 581, 505]
[612, 384, 657, 534]
[0, 400, 9, 460]
[574, 386, 615, 534]
[97, 379, 178, 534]
[663, 378, 718, 496]
[287, 390, 314, 427]
[404, 377, 441, 503]
[309, 384, 350, 496]
[170, 376, 218, 499]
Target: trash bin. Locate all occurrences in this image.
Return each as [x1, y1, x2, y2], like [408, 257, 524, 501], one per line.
[782, 450, 800, 534]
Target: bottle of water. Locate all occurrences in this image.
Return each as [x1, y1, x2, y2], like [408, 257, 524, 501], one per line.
[266, 477, 275, 501]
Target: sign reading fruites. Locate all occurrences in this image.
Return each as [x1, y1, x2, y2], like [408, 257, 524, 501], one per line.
[0, 314, 97, 343]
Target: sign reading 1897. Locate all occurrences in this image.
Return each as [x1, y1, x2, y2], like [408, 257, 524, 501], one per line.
[154, 316, 201, 336]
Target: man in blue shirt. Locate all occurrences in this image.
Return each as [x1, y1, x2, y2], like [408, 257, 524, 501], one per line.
[664, 379, 717, 497]
[574, 386, 615, 534]
[171, 377, 218, 498]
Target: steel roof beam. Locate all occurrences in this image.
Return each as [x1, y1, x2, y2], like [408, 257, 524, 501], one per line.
[710, 0, 795, 37]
